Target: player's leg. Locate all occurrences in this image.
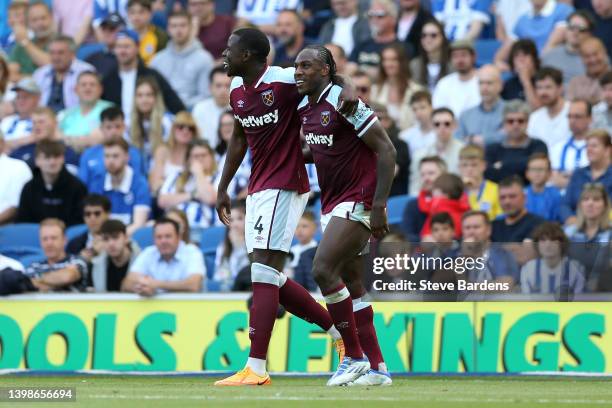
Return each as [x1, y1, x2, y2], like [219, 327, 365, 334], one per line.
[339, 256, 392, 386]
[313, 216, 371, 385]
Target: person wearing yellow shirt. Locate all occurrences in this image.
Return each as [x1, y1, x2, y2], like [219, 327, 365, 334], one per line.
[459, 144, 502, 220]
[127, 0, 168, 65]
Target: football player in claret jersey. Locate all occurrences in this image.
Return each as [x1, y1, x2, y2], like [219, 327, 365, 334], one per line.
[295, 45, 397, 386]
[214, 28, 359, 386]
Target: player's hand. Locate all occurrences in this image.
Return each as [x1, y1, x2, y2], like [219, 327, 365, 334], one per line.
[338, 85, 358, 116]
[370, 205, 389, 239]
[216, 189, 232, 226]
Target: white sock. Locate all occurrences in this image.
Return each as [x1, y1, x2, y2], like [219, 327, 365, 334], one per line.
[246, 357, 267, 376]
[378, 362, 388, 373]
[327, 326, 341, 340]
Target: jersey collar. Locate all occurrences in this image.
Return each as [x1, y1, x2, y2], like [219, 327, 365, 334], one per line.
[246, 65, 270, 90]
[317, 82, 334, 104]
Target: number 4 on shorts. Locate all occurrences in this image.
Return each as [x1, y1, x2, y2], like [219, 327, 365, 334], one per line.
[254, 216, 264, 234]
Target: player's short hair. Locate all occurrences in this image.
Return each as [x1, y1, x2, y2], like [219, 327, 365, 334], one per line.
[154, 217, 181, 235]
[419, 155, 447, 172]
[410, 90, 432, 106]
[431, 107, 454, 120]
[301, 210, 316, 223]
[433, 173, 464, 200]
[461, 210, 490, 226]
[100, 106, 125, 122]
[431, 212, 454, 229]
[599, 70, 612, 87]
[534, 66, 563, 86]
[499, 175, 525, 189]
[459, 144, 485, 161]
[35, 139, 65, 158]
[99, 219, 127, 237]
[84, 194, 111, 212]
[209, 65, 226, 83]
[232, 28, 271, 63]
[40, 218, 66, 234]
[103, 137, 130, 152]
[586, 128, 611, 147]
[527, 152, 551, 170]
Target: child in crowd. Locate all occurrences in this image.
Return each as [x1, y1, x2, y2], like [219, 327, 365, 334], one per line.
[419, 173, 470, 240]
[213, 200, 249, 292]
[399, 91, 436, 155]
[524, 152, 562, 222]
[520, 222, 585, 296]
[458, 144, 502, 220]
[288, 211, 318, 270]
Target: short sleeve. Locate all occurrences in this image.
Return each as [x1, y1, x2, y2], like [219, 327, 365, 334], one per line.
[186, 246, 206, 276]
[130, 248, 152, 275]
[345, 100, 378, 137]
[134, 177, 152, 208]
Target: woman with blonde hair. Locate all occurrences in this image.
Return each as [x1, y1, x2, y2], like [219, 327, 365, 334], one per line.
[129, 76, 173, 165]
[158, 139, 222, 240]
[149, 111, 199, 193]
[565, 183, 611, 291]
[371, 43, 423, 131]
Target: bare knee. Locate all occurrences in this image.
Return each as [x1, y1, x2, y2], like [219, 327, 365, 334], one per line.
[312, 257, 340, 292]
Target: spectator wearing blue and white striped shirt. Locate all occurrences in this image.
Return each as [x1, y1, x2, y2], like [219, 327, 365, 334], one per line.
[0, 78, 39, 151]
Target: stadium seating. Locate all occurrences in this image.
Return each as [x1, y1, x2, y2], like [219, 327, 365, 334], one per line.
[474, 39, 502, 68]
[387, 195, 410, 226]
[0, 224, 40, 248]
[66, 224, 88, 242]
[0, 245, 45, 267]
[131, 226, 154, 249]
[199, 226, 226, 254]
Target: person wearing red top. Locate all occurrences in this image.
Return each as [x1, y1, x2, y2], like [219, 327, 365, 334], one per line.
[419, 173, 471, 239]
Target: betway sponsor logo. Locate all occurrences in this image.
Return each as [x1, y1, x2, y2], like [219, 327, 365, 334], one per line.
[235, 109, 279, 128]
[305, 132, 334, 147]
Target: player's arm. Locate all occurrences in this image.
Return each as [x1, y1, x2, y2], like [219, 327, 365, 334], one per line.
[216, 118, 248, 225]
[361, 121, 397, 239]
[302, 143, 314, 164]
[333, 75, 358, 116]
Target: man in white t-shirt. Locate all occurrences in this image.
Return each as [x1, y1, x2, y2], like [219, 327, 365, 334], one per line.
[318, 0, 370, 56]
[192, 66, 231, 147]
[433, 40, 481, 117]
[527, 67, 571, 150]
[549, 99, 592, 189]
[0, 134, 32, 224]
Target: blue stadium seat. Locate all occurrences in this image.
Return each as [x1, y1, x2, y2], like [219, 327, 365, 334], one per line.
[387, 195, 410, 226]
[76, 43, 105, 60]
[203, 251, 217, 280]
[132, 226, 154, 249]
[474, 39, 502, 67]
[0, 245, 45, 267]
[66, 224, 88, 242]
[0, 224, 40, 248]
[200, 226, 226, 253]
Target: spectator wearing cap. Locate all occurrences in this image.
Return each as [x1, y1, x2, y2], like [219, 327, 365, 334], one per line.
[9, 1, 55, 75]
[541, 11, 592, 86]
[67, 194, 111, 261]
[150, 10, 213, 110]
[127, 0, 168, 66]
[17, 139, 87, 226]
[433, 40, 480, 118]
[122, 217, 204, 295]
[24, 218, 89, 292]
[273, 10, 310, 68]
[86, 13, 123, 79]
[102, 28, 186, 119]
[396, 0, 434, 58]
[593, 71, 612, 134]
[527, 67, 571, 151]
[457, 64, 505, 145]
[0, 133, 32, 225]
[33, 35, 95, 113]
[349, 0, 401, 78]
[86, 137, 151, 236]
[431, 0, 491, 41]
[192, 66, 230, 147]
[53, 0, 93, 46]
[57, 71, 113, 151]
[512, 0, 573, 52]
[188, 0, 236, 61]
[10, 107, 79, 172]
[567, 37, 611, 105]
[0, 78, 40, 151]
[318, 0, 371, 57]
[91, 219, 141, 292]
[485, 100, 548, 184]
[560, 129, 612, 225]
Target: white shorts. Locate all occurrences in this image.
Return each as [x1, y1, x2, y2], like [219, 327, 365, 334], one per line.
[320, 202, 371, 233]
[245, 189, 309, 254]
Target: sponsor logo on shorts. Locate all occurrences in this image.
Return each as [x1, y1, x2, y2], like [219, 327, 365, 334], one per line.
[235, 109, 279, 128]
[305, 132, 334, 147]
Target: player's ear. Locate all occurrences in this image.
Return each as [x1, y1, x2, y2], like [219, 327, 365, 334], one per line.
[321, 63, 330, 76]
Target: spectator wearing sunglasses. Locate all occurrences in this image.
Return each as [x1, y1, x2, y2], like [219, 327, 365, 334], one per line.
[485, 100, 547, 184]
[66, 194, 111, 262]
[541, 11, 593, 86]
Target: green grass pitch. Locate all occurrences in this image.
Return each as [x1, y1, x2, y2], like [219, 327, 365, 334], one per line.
[1, 375, 611, 408]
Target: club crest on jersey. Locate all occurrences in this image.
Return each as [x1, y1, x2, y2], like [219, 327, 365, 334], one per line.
[320, 111, 331, 126]
[261, 89, 274, 106]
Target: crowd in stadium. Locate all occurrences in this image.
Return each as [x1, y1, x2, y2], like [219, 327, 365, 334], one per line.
[0, 0, 610, 296]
